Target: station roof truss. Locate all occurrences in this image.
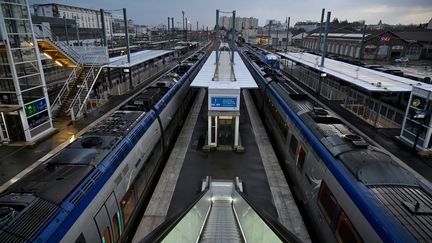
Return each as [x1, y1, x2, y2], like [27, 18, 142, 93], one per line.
[278, 52, 432, 93]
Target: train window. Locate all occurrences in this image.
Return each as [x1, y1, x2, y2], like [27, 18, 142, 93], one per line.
[112, 212, 121, 242]
[120, 190, 136, 224]
[318, 181, 338, 224]
[102, 227, 111, 243]
[335, 212, 363, 243]
[289, 135, 298, 156]
[297, 146, 306, 170]
[75, 233, 86, 243]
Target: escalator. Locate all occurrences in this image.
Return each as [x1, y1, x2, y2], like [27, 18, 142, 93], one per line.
[141, 177, 302, 243]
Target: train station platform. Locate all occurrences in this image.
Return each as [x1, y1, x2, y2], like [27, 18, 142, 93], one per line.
[132, 88, 310, 242]
[0, 49, 197, 192]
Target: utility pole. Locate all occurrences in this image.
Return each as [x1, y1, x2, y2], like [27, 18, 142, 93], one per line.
[358, 24, 366, 64]
[317, 8, 325, 53]
[285, 17, 290, 51]
[171, 17, 174, 48]
[123, 8, 131, 63]
[63, 15, 69, 45]
[231, 10, 236, 63]
[100, 9, 107, 46]
[268, 20, 272, 47]
[75, 16, 80, 45]
[185, 17, 188, 41]
[182, 11, 185, 41]
[197, 21, 199, 41]
[320, 11, 331, 67]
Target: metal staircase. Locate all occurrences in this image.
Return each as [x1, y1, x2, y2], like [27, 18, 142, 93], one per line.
[67, 61, 105, 120]
[33, 24, 81, 67]
[33, 24, 109, 120]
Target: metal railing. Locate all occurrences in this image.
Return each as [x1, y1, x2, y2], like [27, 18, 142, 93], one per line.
[50, 60, 83, 114]
[33, 24, 81, 63]
[67, 57, 106, 120]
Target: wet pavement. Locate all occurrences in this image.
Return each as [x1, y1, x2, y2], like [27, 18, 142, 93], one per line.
[0, 62, 177, 188]
[166, 93, 279, 219]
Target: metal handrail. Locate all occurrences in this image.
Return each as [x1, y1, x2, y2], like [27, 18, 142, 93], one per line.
[50, 56, 84, 112]
[73, 64, 106, 119]
[33, 24, 81, 62]
[140, 178, 211, 243]
[67, 56, 105, 119]
[233, 183, 303, 243]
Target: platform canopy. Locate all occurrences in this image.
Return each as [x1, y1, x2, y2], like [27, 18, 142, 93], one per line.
[191, 51, 258, 89]
[107, 50, 173, 68]
[278, 52, 432, 93]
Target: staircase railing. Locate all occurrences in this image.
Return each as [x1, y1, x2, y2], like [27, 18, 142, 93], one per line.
[50, 58, 83, 114]
[67, 57, 106, 120]
[33, 24, 81, 63]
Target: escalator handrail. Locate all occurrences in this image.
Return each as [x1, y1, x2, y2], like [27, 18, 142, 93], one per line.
[140, 179, 211, 243]
[234, 185, 303, 243]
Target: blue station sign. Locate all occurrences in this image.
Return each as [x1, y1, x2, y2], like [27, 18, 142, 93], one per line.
[211, 97, 237, 108]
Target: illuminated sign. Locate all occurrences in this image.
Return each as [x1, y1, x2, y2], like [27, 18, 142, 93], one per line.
[380, 36, 391, 42]
[25, 99, 47, 117]
[211, 97, 237, 108]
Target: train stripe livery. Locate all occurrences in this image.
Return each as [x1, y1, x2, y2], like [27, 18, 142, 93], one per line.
[0, 45, 210, 243]
[240, 45, 432, 243]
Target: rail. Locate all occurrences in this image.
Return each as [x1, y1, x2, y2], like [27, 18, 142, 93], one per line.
[33, 24, 81, 63]
[67, 56, 106, 120]
[50, 57, 83, 113]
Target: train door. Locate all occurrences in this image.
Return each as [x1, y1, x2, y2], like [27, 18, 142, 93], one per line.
[94, 193, 122, 243]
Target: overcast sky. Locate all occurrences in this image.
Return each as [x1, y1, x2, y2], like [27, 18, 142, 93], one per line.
[30, 0, 432, 28]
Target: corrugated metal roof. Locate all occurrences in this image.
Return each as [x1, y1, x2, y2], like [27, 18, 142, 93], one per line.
[278, 52, 432, 92]
[107, 50, 173, 68]
[191, 51, 258, 89]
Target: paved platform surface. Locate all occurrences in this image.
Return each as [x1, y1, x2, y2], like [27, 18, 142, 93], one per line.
[132, 89, 206, 242]
[166, 92, 277, 218]
[0, 62, 177, 191]
[133, 88, 309, 242]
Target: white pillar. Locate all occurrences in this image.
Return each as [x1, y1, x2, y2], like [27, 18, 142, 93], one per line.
[208, 115, 212, 145]
[234, 116, 240, 146]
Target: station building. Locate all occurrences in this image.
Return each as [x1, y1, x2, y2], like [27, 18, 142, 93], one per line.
[302, 31, 423, 61]
[0, 0, 54, 143]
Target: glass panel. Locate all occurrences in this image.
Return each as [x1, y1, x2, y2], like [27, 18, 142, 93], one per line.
[27, 110, 49, 129]
[335, 212, 363, 243]
[0, 65, 13, 78]
[11, 48, 36, 62]
[15, 61, 39, 77]
[18, 74, 42, 90]
[102, 227, 111, 243]
[1, 3, 28, 19]
[5, 19, 31, 33]
[7, 33, 33, 48]
[297, 146, 306, 170]
[112, 213, 120, 242]
[289, 135, 298, 156]
[0, 92, 18, 105]
[120, 190, 136, 225]
[318, 181, 338, 224]
[21, 87, 44, 103]
[0, 78, 16, 91]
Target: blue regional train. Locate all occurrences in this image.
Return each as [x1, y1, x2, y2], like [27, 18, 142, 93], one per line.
[0, 44, 210, 243]
[241, 46, 432, 243]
